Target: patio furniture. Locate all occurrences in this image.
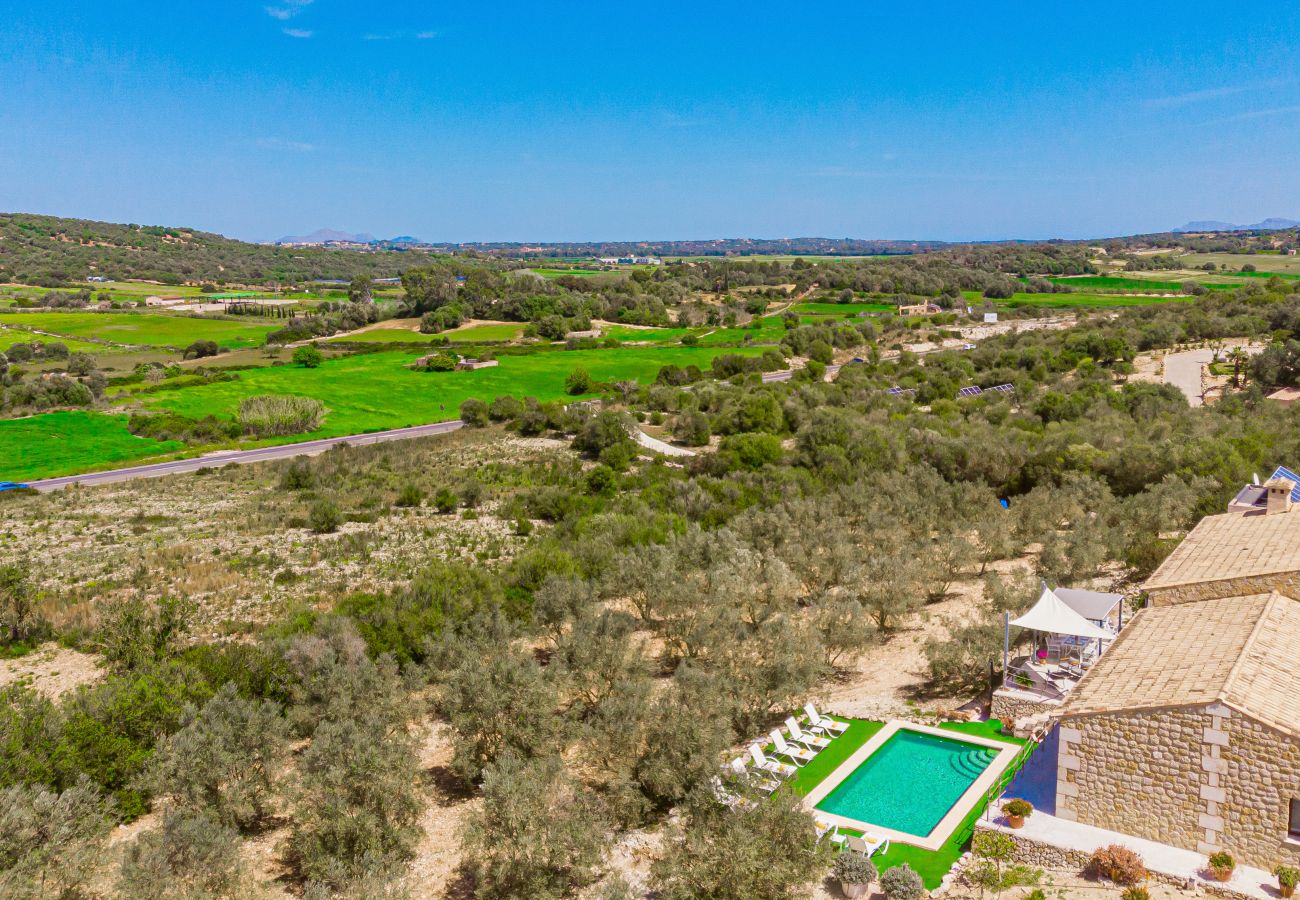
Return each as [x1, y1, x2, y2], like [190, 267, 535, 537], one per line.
[805, 703, 850, 736]
[770, 729, 816, 765]
[846, 833, 891, 857]
[728, 757, 778, 794]
[749, 744, 797, 779]
[786, 716, 832, 751]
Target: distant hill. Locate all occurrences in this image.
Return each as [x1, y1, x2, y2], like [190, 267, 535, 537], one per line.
[276, 228, 378, 245]
[1173, 218, 1300, 233]
[0, 213, 442, 286]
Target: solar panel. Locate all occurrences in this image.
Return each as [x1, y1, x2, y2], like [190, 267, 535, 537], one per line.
[1269, 466, 1300, 502]
[886, 387, 905, 395]
[957, 385, 983, 398]
[988, 383, 1015, 394]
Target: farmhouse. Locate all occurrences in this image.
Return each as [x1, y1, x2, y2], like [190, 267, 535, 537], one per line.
[1266, 386, 1300, 407]
[565, 327, 603, 340]
[1054, 592, 1300, 868]
[897, 302, 941, 317]
[1143, 478, 1300, 604]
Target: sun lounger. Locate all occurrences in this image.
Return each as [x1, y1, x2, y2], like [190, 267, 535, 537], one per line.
[815, 818, 847, 847]
[786, 716, 832, 751]
[804, 702, 850, 736]
[728, 757, 778, 794]
[770, 729, 816, 765]
[846, 832, 890, 857]
[749, 744, 797, 779]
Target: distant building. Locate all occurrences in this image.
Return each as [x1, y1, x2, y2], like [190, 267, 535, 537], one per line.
[455, 358, 498, 371]
[897, 302, 940, 317]
[565, 328, 603, 340]
[86, 275, 109, 283]
[1267, 387, 1300, 407]
[983, 312, 999, 323]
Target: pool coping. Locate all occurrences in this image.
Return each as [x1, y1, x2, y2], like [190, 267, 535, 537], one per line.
[802, 719, 1021, 852]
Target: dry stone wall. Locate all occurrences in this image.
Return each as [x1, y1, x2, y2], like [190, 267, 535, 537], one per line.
[1219, 714, 1300, 870]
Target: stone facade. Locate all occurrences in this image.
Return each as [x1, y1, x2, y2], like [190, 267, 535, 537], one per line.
[1058, 703, 1300, 870]
[1149, 570, 1300, 606]
[991, 691, 1055, 727]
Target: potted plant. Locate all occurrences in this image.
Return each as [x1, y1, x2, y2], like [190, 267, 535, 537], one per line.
[832, 851, 877, 899]
[1207, 851, 1235, 882]
[1001, 798, 1034, 829]
[1275, 864, 1300, 898]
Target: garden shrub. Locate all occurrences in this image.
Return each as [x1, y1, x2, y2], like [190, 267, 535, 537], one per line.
[832, 850, 877, 885]
[880, 863, 924, 900]
[1087, 844, 1147, 885]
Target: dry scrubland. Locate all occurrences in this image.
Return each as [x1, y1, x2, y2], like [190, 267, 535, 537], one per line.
[1, 428, 567, 634]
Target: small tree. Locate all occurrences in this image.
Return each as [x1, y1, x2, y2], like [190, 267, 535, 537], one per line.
[293, 345, 324, 368]
[117, 807, 249, 900]
[309, 500, 343, 534]
[141, 683, 290, 831]
[461, 754, 607, 899]
[0, 778, 114, 899]
[968, 831, 1040, 898]
[0, 561, 37, 644]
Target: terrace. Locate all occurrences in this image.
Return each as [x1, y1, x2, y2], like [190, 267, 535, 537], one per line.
[997, 585, 1125, 705]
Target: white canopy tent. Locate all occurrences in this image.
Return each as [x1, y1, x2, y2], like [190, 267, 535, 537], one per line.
[1010, 586, 1112, 640]
[1003, 585, 1115, 686]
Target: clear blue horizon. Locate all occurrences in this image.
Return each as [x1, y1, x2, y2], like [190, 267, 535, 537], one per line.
[2, 2, 1298, 244]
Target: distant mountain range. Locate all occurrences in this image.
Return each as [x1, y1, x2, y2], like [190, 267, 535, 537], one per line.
[1173, 218, 1300, 233]
[275, 228, 426, 246]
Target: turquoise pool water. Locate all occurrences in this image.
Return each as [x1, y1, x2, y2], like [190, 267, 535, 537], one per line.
[815, 729, 998, 837]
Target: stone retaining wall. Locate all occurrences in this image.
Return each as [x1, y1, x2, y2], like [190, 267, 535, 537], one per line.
[991, 692, 1053, 727]
[975, 823, 1258, 900]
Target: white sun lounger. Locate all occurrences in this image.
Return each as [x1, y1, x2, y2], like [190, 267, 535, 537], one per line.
[846, 833, 891, 857]
[786, 716, 832, 751]
[805, 702, 850, 736]
[749, 744, 797, 779]
[770, 729, 816, 765]
[728, 757, 778, 794]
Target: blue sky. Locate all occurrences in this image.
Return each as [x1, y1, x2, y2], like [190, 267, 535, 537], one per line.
[1, 2, 1298, 242]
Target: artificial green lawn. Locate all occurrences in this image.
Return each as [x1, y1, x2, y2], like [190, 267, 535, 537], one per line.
[0, 312, 278, 349]
[784, 717, 1029, 889]
[0, 410, 184, 482]
[132, 345, 767, 440]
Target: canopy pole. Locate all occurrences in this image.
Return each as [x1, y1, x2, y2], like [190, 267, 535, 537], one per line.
[1002, 611, 1010, 686]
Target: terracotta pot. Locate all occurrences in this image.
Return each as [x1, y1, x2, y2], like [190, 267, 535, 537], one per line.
[1279, 882, 1294, 898]
[1210, 866, 1234, 883]
[841, 881, 869, 898]
[1007, 814, 1025, 829]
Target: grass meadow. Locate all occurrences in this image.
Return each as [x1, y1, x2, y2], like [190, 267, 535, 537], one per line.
[0, 410, 184, 482]
[0, 312, 278, 349]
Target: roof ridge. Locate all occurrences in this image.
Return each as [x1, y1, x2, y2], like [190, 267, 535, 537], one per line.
[1219, 590, 1284, 708]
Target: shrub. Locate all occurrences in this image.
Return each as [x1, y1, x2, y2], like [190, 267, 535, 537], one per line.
[489, 395, 523, 421]
[433, 487, 457, 514]
[1087, 844, 1147, 885]
[1276, 865, 1300, 889]
[117, 807, 248, 900]
[0, 778, 114, 898]
[833, 851, 877, 885]
[293, 345, 324, 368]
[421, 350, 457, 371]
[1001, 798, 1033, 818]
[1122, 888, 1150, 900]
[238, 394, 326, 436]
[285, 715, 423, 889]
[280, 457, 316, 490]
[395, 484, 424, 508]
[309, 500, 343, 534]
[880, 863, 924, 900]
[565, 367, 592, 395]
[141, 683, 289, 831]
[460, 397, 489, 427]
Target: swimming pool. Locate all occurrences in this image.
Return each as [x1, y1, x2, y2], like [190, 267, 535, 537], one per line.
[803, 720, 1020, 851]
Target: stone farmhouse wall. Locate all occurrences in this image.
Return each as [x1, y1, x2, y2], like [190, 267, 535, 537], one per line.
[1149, 570, 1300, 606]
[1220, 715, 1300, 869]
[1057, 706, 1207, 852]
[1058, 703, 1300, 870]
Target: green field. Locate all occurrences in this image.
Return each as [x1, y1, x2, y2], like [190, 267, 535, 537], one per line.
[0, 410, 184, 482]
[0, 312, 278, 349]
[0, 328, 104, 353]
[1045, 275, 1238, 292]
[792, 302, 894, 315]
[600, 325, 694, 342]
[446, 323, 526, 342]
[131, 346, 766, 440]
[531, 267, 606, 278]
[329, 321, 525, 344]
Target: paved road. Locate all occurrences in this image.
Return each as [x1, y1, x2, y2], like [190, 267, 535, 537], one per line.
[630, 427, 695, 457]
[29, 420, 465, 492]
[1162, 348, 1213, 407]
[763, 363, 843, 383]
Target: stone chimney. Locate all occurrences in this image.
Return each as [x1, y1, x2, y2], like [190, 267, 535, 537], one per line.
[1264, 477, 1295, 515]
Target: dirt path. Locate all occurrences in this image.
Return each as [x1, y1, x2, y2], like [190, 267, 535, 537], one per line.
[0, 642, 104, 699]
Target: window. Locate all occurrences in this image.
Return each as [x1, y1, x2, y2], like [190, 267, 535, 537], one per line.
[1289, 799, 1300, 839]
